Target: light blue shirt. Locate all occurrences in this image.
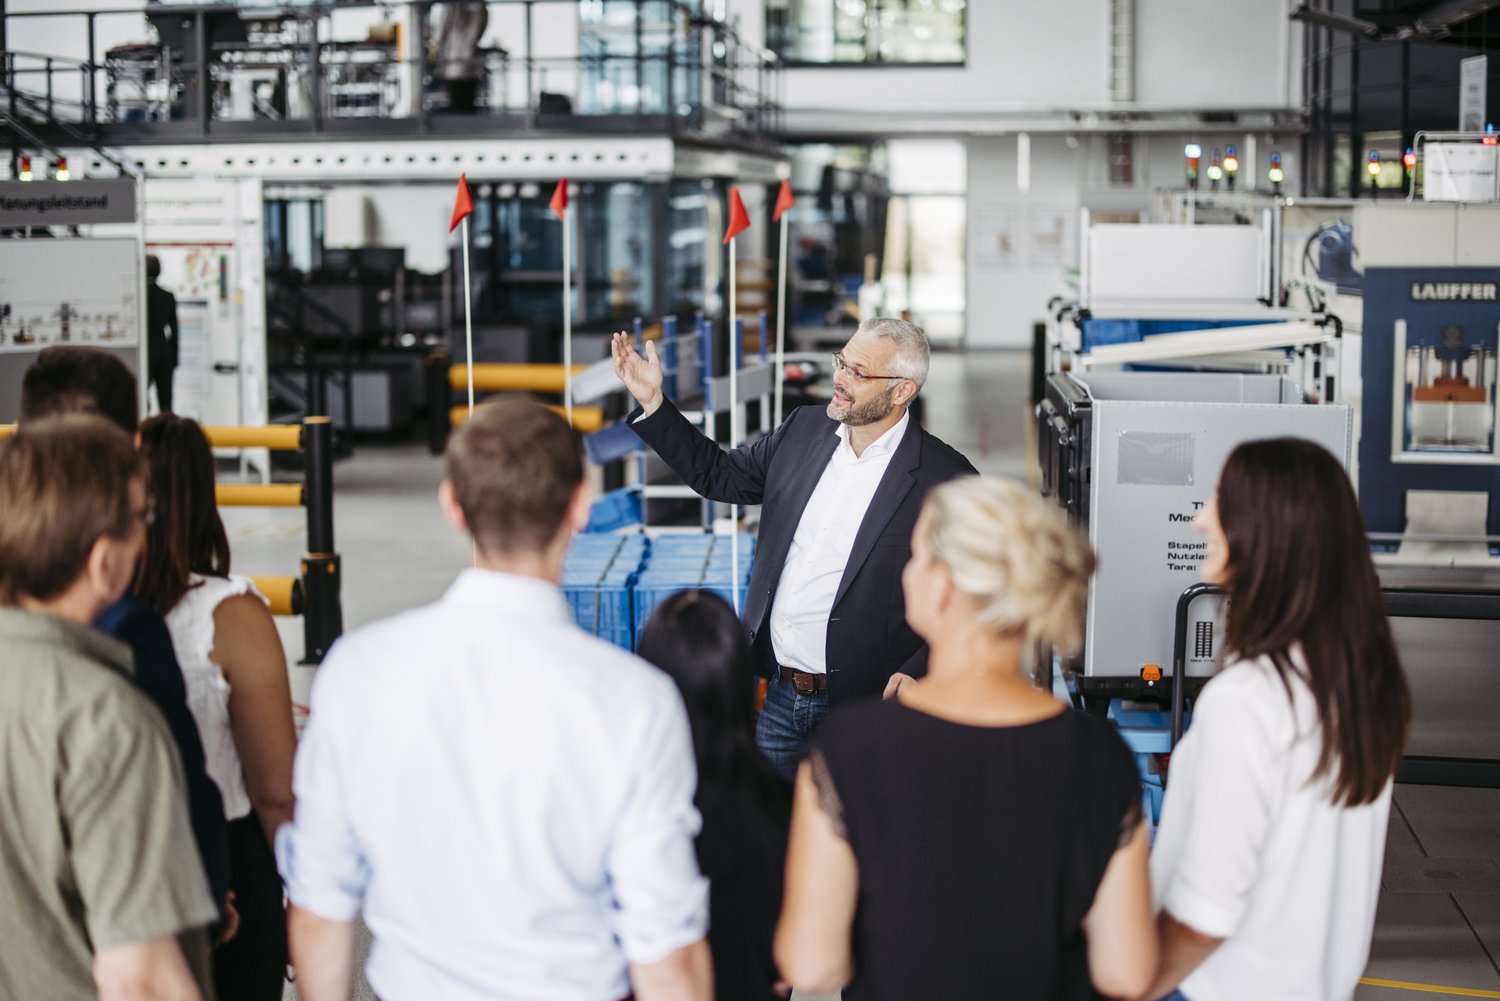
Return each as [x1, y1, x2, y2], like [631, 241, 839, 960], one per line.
[277, 569, 708, 1001]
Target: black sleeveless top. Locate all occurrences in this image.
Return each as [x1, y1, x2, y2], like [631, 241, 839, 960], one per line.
[810, 699, 1142, 1001]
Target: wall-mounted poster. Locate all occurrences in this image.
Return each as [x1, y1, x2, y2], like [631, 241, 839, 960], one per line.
[975, 204, 1020, 270]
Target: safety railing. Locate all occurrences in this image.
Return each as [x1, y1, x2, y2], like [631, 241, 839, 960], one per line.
[0, 416, 340, 662]
[204, 417, 342, 665]
[1, 0, 783, 148]
[425, 355, 603, 453]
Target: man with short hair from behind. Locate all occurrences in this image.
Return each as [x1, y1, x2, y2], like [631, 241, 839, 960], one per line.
[19, 345, 232, 930]
[279, 399, 712, 1001]
[0, 416, 219, 1001]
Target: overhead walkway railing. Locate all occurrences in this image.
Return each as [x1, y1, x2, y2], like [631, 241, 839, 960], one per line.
[0, 0, 783, 147]
[3, 418, 343, 665]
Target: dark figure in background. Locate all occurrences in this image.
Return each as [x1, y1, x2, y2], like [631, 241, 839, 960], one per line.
[18, 346, 232, 933]
[145, 255, 179, 413]
[431, 1, 488, 113]
[638, 590, 793, 1001]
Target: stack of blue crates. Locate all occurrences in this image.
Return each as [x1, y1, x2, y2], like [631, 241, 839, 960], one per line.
[633, 534, 756, 646]
[1112, 702, 1174, 836]
[562, 534, 650, 651]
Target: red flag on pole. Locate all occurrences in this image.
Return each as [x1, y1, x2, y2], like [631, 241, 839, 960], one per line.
[449, 173, 474, 233]
[772, 179, 795, 222]
[549, 178, 568, 221]
[723, 186, 751, 245]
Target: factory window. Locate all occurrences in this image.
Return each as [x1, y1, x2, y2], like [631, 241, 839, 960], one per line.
[767, 0, 967, 65]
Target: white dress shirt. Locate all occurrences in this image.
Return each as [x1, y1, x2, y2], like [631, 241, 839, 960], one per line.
[277, 569, 707, 1001]
[1151, 650, 1391, 1001]
[770, 410, 909, 674]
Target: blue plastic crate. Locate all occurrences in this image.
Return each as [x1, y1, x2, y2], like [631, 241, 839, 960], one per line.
[563, 532, 651, 646]
[586, 487, 644, 533]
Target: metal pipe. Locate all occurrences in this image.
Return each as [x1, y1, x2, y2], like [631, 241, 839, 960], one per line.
[202, 424, 304, 451]
[449, 403, 603, 432]
[1171, 582, 1226, 749]
[194, 10, 208, 135]
[303, 416, 335, 554]
[248, 575, 304, 617]
[86, 13, 95, 128]
[662, 313, 678, 399]
[524, 1, 534, 127]
[215, 483, 305, 508]
[300, 416, 340, 666]
[427, 348, 452, 455]
[448, 362, 587, 394]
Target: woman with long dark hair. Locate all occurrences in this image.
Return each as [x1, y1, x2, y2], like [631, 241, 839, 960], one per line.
[637, 589, 792, 1001]
[135, 414, 296, 1001]
[1146, 438, 1411, 1001]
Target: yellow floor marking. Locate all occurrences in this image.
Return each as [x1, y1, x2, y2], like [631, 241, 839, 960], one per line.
[1360, 977, 1500, 998]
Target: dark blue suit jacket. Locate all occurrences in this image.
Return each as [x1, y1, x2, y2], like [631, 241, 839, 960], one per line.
[97, 594, 230, 910]
[629, 399, 976, 705]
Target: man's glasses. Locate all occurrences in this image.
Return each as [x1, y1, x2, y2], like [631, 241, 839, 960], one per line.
[831, 352, 907, 385]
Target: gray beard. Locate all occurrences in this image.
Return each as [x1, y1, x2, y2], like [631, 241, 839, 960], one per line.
[828, 385, 898, 427]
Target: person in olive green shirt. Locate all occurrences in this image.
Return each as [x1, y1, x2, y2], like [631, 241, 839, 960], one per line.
[0, 416, 219, 1001]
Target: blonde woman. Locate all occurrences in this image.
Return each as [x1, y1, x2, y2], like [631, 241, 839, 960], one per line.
[776, 476, 1156, 1001]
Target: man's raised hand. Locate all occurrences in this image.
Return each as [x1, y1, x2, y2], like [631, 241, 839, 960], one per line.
[610, 331, 665, 416]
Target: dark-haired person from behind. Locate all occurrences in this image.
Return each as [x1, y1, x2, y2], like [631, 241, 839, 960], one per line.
[1145, 438, 1412, 1001]
[18, 346, 232, 934]
[638, 590, 793, 1001]
[136, 414, 297, 1001]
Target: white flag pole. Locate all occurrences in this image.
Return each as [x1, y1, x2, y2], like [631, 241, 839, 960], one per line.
[462, 215, 475, 417]
[462, 211, 477, 568]
[729, 230, 740, 615]
[563, 198, 573, 425]
[774, 207, 789, 427]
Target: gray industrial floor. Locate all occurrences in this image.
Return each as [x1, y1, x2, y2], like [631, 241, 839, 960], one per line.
[219, 349, 1495, 1000]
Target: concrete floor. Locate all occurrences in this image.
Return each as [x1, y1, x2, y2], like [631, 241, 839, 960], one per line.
[220, 348, 1498, 1000]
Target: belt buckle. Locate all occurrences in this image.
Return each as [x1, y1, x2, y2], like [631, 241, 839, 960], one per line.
[792, 672, 816, 694]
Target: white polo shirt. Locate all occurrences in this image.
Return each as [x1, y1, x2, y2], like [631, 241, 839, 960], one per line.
[278, 569, 708, 1001]
[770, 410, 909, 675]
[1151, 650, 1392, 1001]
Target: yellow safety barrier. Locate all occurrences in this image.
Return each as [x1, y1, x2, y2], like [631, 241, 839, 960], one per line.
[202, 425, 304, 451]
[3, 423, 307, 451]
[215, 483, 305, 508]
[449, 363, 587, 394]
[450, 404, 603, 433]
[249, 575, 304, 617]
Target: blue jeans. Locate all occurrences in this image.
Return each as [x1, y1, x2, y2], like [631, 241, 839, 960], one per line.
[755, 674, 830, 782]
[1159, 991, 1191, 1001]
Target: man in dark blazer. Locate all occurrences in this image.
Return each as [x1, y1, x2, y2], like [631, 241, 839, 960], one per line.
[611, 318, 975, 777]
[145, 255, 179, 413]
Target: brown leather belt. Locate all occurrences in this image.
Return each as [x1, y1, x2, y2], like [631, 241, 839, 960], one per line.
[778, 665, 828, 694]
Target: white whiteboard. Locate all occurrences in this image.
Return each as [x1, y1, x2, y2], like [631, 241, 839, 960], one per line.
[1084, 224, 1266, 311]
[0, 238, 141, 354]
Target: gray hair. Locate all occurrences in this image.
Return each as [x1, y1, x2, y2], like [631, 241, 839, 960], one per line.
[856, 316, 930, 391]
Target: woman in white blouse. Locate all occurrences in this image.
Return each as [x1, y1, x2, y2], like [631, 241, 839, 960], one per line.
[135, 414, 296, 1001]
[1145, 438, 1410, 1001]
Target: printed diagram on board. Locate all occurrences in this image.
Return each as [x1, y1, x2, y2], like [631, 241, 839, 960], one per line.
[0, 240, 141, 353]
